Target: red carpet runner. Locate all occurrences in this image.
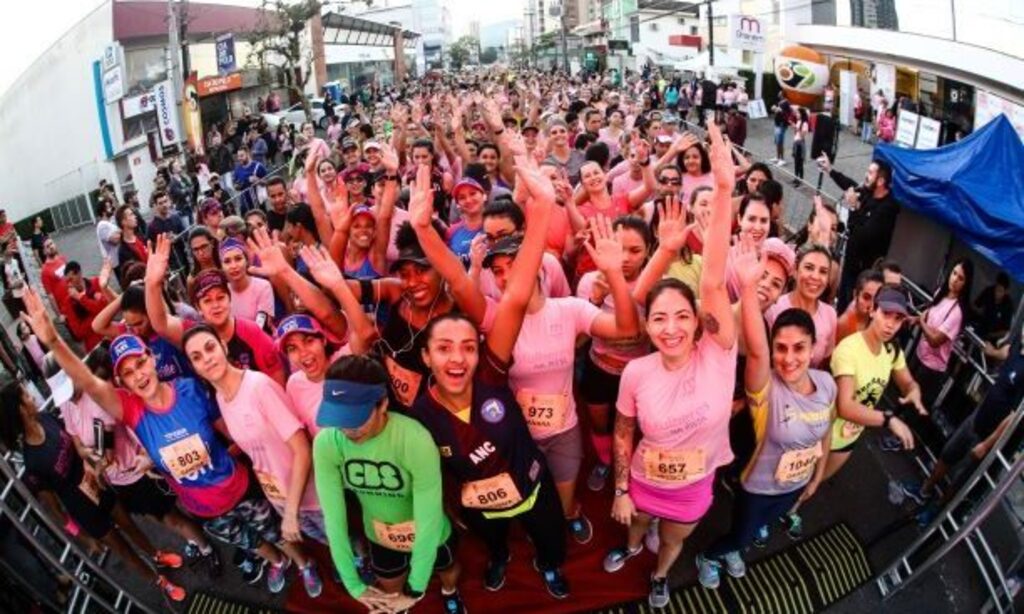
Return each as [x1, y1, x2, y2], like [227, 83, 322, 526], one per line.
[286, 482, 651, 613]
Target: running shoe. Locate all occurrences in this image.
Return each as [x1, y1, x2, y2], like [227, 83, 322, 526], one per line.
[649, 575, 670, 608]
[752, 524, 770, 549]
[776, 159, 787, 166]
[240, 554, 267, 585]
[722, 551, 746, 578]
[153, 550, 183, 569]
[267, 557, 292, 594]
[696, 554, 721, 590]
[300, 561, 323, 598]
[587, 464, 610, 491]
[183, 542, 203, 567]
[539, 567, 570, 599]
[353, 553, 375, 585]
[568, 513, 593, 545]
[484, 554, 511, 591]
[603, 544, 643, 573]
[900, 480, 933, 507]
[644, 518, 660, 553]
[784, 513, 804, 540]
[156, 575, 187, 602]
[442, 589, 467, 614]
[879, 434, 903, 452]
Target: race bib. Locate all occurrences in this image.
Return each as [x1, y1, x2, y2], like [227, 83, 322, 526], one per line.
[385, 356, 423, 407]
[256, 470, 286, 501]
[642, 447, 707, 485]
[372, 519, 416, 552]
[516, 390, 569, 431]
[78, 472, 102, 505]
[840, 420, 864, 441]
[460, 472, 523, 510]
[775, 442, 822, 484]
[158, 433, 211, 482]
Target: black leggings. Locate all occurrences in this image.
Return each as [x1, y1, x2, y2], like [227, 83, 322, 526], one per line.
[793, 139, 806, 179]
[460, 473, 567, 571]
[706, 487, 803, 559]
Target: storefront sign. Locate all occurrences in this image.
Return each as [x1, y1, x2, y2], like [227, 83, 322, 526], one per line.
[102, 66, 125, 103]
[153, 80, 181, 148]
[895, 110, 920, 148]
[215, 33, 236, 76]
[122, 92, 157, 118]
[102, 42, 122, 72]
[728, 15, 765, 52]
[916, 116, 941, 149]
[871, 63, 896, 109]
[197, 73, 243, 97]
[975, 89, 1024, 144]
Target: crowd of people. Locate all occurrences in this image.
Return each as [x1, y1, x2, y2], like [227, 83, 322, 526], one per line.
[1, 66, 1021, 613]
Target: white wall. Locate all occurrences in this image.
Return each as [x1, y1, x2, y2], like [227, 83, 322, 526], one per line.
[632, 13, 701, 68]
[0, 2, 115, 222]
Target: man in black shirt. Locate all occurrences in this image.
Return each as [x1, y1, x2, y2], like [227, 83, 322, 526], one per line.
[818, 155, 901, 312]
[973, 272, 1014, 343]
[264, 176, 291, 234]
[146, 190, 188, 271]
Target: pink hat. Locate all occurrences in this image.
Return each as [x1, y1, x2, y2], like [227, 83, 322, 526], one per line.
[762, 238, 795, 278]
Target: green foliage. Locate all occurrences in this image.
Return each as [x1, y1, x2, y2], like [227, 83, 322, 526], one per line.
[480, 47, 499, 64]
[449, 35, 480, 70]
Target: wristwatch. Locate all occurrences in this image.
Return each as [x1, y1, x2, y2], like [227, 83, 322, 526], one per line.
[383, 174, 400, 182]
[493, 128, 505, 136]
[882, 410, 894, 429]
[614, 487, 629, 498]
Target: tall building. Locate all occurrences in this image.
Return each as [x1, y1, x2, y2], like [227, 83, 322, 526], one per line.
[353, 0, 453, 72]
[469, 20, 481, 40]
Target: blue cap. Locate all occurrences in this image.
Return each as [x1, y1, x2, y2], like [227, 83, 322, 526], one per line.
[110, 334, 148, 374]
[317, 379, 388, 429]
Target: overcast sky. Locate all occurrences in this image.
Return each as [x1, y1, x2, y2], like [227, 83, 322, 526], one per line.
[0, 0, 520, 97]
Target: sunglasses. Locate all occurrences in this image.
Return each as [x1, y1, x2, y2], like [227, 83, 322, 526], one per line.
[659, 177, 682, 186]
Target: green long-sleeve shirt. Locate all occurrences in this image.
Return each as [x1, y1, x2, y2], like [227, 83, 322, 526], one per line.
[313, 413, 450, 596]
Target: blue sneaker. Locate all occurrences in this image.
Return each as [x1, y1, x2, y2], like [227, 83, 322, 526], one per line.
[752, 524, 770, 549]
[696, 554, 721, 589]
[900, 480, 933, 507]
[267, 557, 292, 594]
[722, 551, 746, 578]
[300, 561, 323, 599]
[603, 545, 642, 573]
[540, 567, 569, 599]
[916, 503, 939, 527]
[568, 513, 593, 545]
[441, 589, 466, 613]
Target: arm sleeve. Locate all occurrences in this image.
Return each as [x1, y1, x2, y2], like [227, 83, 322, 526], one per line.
[243, 321, 284, 378]
[312, 432, 365, 597]
[828, 169, 858, 192]
[544, 256, 571, 298]
[405, 423, 446, 593]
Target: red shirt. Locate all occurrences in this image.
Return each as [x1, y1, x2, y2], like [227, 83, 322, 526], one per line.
[41, 256, 67, 303]
[58, 278, 109, 351]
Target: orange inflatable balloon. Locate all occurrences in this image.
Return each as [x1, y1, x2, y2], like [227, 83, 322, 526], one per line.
[774, 45, 829, 106]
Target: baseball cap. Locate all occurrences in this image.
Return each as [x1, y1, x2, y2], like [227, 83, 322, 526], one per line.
[484, 234, 522, 268]
[363, 140, 382, 152]
[275, 313, 325, 352]
[655, 134, 673, 144]
[452, 177, 485, 200]
[761, 238, 796, 278]
[110, 334, 149, 375]
[317, 379, 388, 429]
[341, 137, 359, 151]
[522, 123, 539, 134]
[190, 269, 230, 304]
[876, 286, 910, 315]
[389, 246, 431, 273]
[342, 164, 371, 181]
[351, 205, 376, 222]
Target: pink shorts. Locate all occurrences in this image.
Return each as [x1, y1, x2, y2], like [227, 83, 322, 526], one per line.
[631, 473, 715, 524]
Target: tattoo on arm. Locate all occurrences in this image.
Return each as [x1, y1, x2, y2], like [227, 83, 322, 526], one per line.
[701, 312, 721, 335]
[613, 414, 636, 486]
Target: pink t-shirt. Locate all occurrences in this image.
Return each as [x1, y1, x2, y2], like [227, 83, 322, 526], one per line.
[576, 271, 648, 374]
[611, 171, 644, 198]
[285, 349, 350, 437]
[916, 297, 963, 371]
[764, 294, 838, 369]
[60, 394, 145, 486]
[616, 336, 738, 490]
[217, 370, 319, 512]
[479, 252, 571, 302]
[510, 298, 601, 439]
[231, 276, 275, 323]
[681, 172, 714, 209]
[575, 194, 632, 279]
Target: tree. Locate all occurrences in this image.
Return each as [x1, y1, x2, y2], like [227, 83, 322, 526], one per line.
[248, 0, 323, 122]
[480, 46, 499, 65]
[448, 35, 480, 71]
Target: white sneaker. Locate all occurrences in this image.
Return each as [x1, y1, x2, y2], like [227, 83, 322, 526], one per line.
[776, 159, 787, 166]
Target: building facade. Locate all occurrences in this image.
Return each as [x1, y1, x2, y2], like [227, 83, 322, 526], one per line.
[354, 0, 452, 73]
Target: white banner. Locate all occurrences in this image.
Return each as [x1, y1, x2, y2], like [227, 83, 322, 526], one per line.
[838, 70, 857, 127]
[728, 15, 766, 52]
[975, 89, 1024, 144]
[871, 63, 896, 109]
[896, 110, 920, 148]
[916, 116, 942, 149]
[122, 91, 157, 118]
[102, 66, 124, 103]
[747, 99, 767, 119]
[154, 80, 181, 148]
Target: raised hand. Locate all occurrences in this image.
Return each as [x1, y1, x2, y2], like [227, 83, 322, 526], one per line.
[585, 214, 624, 275]
[300, 244, 344, 290]
[503, 130, 528, 157]
[481, 99, 504, 132]
[733, 234, 765, 290]
[380, 143, 400, 173]
[656, 193, 690, 252]
[21, 288, 58, 346]
[707, 121, 736, 193]
[408, 164, 435, 229]
[513, 155, 555, 210]
[246, 227, 291, 279]
[145, 234, 172, 287]
[329, 196, 353, 235]
[468, 233, 488, 272]
[672, 131, 700, 155]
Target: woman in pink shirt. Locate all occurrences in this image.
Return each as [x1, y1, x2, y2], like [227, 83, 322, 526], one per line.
[765, 245, 837, 368]
[182, 324, 325, 597]
[220, 238, 275, 326]
[912, 258, 973, 407]
[678, 141, 713, 208]
[603, 122, 739, 609]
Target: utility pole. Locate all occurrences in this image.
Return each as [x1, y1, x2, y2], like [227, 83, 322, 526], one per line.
[179, 0, 191, 81]
[706, 0, 715, 67]
[559, 2, 569, 73]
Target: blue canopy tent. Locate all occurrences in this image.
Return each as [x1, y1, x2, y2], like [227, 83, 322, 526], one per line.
[873, 115, 1024, 283]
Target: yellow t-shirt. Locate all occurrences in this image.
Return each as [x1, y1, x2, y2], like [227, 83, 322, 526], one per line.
[829, 331, 906, 449]
[666, 254, 703, 299]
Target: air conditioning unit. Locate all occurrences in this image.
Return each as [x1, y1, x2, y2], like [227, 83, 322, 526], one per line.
[649, 22, 658, 31]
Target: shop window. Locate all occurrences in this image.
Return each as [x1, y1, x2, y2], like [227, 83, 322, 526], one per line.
[124, 47, 168, 96]
[123, 114, 159, 145]
[630, 16, 640, 42]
